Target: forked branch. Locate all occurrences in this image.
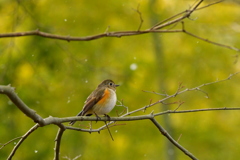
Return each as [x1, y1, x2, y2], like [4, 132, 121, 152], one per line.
[1, 72, 239, 160]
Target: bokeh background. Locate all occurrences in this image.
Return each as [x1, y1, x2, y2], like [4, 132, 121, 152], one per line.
[0, 0, 240, 159]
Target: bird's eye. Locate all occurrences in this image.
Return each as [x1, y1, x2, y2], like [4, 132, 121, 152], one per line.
[109, 82, 113, 86]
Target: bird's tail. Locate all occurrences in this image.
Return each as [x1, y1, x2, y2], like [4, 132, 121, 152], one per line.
[69, 111, 84, 125]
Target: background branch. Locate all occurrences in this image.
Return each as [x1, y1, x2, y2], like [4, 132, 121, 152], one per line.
[0, 1, 238, 52]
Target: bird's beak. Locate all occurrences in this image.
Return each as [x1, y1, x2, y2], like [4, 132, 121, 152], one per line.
[115, 84, 120, 87]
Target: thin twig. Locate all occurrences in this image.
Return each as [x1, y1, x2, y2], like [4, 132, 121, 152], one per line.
[7, 124, 39, 160]
[155, 107, 240, 116]
[104, 121, 114, 141]
[150, 0, 203, 30]
[150, 10, 187, 30]
[132, 4, 144, 31]
[184, 30, 240, 52]
[116, 99, 129, 115]
[149, 0, 205, 30]
[196, 0, 224, 11]
[143, 99, 152, 113]
[174, 101, 185, 111]
[0, 137, 22, 150]
[173, 82, 185, 97]
[142, 90, 168, 96]
[177, 134, 182, 142]
[62, 155, 82, 160]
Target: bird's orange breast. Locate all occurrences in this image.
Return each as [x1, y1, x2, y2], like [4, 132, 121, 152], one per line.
[97, 88, 111, 105]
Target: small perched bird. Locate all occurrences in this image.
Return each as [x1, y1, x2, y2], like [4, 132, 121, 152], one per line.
[69, 79, 119, 125]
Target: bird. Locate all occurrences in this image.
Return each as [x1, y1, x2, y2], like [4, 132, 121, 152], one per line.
[69, 79, 119, 125]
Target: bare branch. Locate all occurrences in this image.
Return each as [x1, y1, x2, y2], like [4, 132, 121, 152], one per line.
[43, 107, 240, 125]
[5, 106, 238, 160]
[132, 4, 144, 31]
[66, 106, 240, 160]
[0, 29, 170, 41]
[54, 124, 66, 160]
[103, 121, 114, 141]
[174, 101, 185, 111]
[140, 72, 240, 114]
[142, 90, 168, 96]
[183, 30, 240, 52]
[155, 107, 240, 116]
[66, 126, 100, 132]
[0, 137, 22, 150]
[1, 72, 238, 127]
[150, 117, 198, 160]
[85, 72, 240, 134]
[149, 0, 204, 30]
[0, 0, 238, 52]
[116, 99, 129, 115]
[1, 70, 239, 159]
[177, 134, 183, 142]
[143, 99, 152, 113]
[63, 155, 82, 160]
[7, 124, 39, 160]
[0, 85, 45, 125]
[196, 0, 224, 11]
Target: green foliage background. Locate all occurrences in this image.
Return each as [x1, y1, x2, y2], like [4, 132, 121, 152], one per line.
[0, 0, 240, 159]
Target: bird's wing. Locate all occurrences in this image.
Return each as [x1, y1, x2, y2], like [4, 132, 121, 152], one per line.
[69, 88, 106, 125]
[80, 88, 106, 116]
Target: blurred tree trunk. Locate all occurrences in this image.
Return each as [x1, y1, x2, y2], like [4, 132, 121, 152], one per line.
[148, 1, 176, 160]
